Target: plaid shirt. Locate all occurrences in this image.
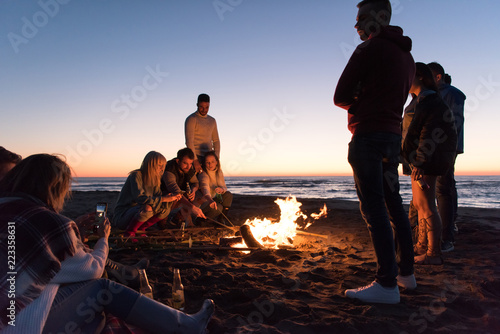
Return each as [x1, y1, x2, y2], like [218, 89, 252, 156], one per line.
[0, 195, 80, 330]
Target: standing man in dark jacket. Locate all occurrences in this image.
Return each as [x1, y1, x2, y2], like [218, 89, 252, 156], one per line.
[427, 62, 466, 252]
[334, 0, 416, 304]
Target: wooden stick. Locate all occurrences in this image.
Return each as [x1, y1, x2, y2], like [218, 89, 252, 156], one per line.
[110, 245, 259, 252]
[240, 224, 263, 248]
[101, 227, 233, 239]
[203, 217, 239, 231]
[295, 230, 328, 239]
[219, 212, 235, 226]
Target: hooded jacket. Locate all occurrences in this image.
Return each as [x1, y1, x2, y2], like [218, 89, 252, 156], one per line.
[439, 83, 466, 154]
[402, 92, 458, 175]
[334, 26, 415, 136]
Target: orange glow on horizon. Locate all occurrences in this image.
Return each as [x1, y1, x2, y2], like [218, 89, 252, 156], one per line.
[73, 171, 500, 178]
[455, 171, 500, 176]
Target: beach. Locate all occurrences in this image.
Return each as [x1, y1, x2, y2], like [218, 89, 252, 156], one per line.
[62, 191, 500, 333]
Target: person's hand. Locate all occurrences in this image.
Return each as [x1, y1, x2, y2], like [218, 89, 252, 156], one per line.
[97, 218, 111, 239]
[74, 212, 95, 229]
[193, 159, 202, 173]
[191, 205, 206, 219]
[163, 193, 182, 202]
[411, 166, 424, 182]
[74, 212, 96, 239]
[186, 191, 196, 202]
[202, 194, 217, 209]
[208, 198, 217, 209]
[215, 187, 225, 194]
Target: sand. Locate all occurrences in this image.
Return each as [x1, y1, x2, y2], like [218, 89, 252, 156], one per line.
[61, 191, 500, 334]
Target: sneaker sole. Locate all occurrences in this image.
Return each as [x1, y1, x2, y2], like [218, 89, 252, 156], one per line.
[346, 295, 400, 304]
[397, 282, 417, 290]
[345, 291, 400, 304]
[441, 246, 454, 253]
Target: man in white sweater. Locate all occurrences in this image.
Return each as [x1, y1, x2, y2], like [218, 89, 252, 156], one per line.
[185, 93, 221, 173]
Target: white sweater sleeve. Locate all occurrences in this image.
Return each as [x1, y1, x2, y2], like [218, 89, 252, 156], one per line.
[0, 232, 109, 334]
[185, 113, 197, 156]
[197, 172, 211, 197]
[50, 236, 109, 284]
[212, 119, 220, 158]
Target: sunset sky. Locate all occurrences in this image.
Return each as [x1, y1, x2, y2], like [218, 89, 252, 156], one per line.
[2, 0, 499, 177]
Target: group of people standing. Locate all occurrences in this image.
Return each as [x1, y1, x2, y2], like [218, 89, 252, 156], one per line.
[112, 93, 233, 238]
[335, 0, 465, 304]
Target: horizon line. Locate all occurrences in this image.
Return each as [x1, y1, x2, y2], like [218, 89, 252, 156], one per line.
[73, 172, 500, 178]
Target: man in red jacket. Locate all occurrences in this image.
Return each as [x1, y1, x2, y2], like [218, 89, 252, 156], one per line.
[334, 0, 416, 304]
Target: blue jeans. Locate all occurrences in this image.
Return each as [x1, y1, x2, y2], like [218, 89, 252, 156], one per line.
[43, 279, 139, 333]
[348, 132, 414, 287]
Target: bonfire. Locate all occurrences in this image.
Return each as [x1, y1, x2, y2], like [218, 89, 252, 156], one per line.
[238, 196, 327, 249]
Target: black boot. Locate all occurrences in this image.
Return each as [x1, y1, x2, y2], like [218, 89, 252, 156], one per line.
[105, 258, 152, 296]
[134, 258, 150, 270]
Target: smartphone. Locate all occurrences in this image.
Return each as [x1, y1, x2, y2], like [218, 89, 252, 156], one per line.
[94, 202, 108, 233]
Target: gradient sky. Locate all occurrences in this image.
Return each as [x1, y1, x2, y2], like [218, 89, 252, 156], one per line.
[1, 0, 499, 177]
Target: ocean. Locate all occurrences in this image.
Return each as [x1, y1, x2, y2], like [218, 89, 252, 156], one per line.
[72, 175, 500, 209]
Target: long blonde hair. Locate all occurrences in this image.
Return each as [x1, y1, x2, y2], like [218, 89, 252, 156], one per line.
[138, 151, 166, 189]
[0, 154, 72, 212]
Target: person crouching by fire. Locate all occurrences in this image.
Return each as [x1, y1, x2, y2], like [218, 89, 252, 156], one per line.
[113, 151, 182, 237]
[161, 147, 206, 227]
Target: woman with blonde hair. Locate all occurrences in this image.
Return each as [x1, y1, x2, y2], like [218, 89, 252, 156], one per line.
[0, 154, 214, 333]
[197, 150, 232, 221]
[113, 151, 181, 237]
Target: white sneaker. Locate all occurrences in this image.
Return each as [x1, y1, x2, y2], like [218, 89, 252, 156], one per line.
[397, 274, 417, 290]
[345, 281, 400, 304]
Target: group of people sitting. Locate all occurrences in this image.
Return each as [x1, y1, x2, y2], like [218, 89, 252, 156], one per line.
[111, 92, 232, 238]
[0, 92, 227, 333]
[0, 149, 214, 333]
[113, 147, 233, 238]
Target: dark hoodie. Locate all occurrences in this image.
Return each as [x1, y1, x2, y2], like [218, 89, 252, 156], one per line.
[439, 82, 466, 153]
[334, 25, 415, 136]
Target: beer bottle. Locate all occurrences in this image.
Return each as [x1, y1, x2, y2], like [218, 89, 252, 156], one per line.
[172, 268, 185, 311]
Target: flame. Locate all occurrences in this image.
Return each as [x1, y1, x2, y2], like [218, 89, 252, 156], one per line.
[241, 196, 327, 249]
[303, 204, 327, 229]
[311, 203, 327, 219]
